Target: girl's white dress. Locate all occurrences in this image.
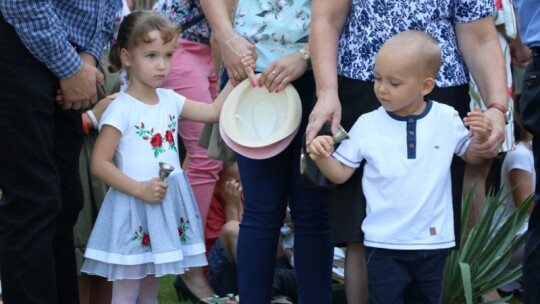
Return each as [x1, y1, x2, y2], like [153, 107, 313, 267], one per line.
[81, 89, 206, 280]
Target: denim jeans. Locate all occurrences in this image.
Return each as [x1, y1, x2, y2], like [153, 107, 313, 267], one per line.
[235, 71, 333, 303]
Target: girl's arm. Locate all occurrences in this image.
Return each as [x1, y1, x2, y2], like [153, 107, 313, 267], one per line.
[509, 168, 534, 214]
[91, 125, 168, 204]
[181, 81, 234, 123]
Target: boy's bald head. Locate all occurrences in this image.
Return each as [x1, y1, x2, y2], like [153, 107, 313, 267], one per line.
[379, 30, 442, 79]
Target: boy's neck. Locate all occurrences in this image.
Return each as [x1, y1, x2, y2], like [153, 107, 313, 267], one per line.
[393, 99, 428, 117]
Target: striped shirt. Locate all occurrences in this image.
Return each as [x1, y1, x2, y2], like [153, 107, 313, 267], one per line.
[0, 0, 117, 79]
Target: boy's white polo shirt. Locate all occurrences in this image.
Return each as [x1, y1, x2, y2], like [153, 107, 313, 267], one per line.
[333, 101, 471, 250]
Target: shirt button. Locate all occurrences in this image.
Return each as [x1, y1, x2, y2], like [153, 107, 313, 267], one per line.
[408, 118, 414, 123]
[409, 131, 414, 135]
[409, 143, 415, 148]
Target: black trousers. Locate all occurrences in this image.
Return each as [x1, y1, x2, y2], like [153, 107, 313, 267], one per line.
[521, 51, 540, 304]
[0, 13, 83, 303]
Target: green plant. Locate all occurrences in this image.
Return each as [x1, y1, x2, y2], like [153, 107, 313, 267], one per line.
[442, 187, 533, 304]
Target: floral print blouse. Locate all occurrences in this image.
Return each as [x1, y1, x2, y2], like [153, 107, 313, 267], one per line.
[233, 0, 311, 71]
[153, 0, 211, 44]
[338, 0, 495, 87]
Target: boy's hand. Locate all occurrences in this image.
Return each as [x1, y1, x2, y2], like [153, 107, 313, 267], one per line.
[139, 177, 168, 204]
[464, 105, 490, 144]
[308, 135, 335, 160]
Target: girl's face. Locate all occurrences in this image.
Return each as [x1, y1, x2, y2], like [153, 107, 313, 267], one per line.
[121, 30, 176, 90]
[373, 48, 433, 116]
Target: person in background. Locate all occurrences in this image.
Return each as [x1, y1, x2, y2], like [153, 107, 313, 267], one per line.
[200, 0, 334, 302]
[204, 161, 243, 252]
[0, 1, 117, 302]
[307, 1, 508, 302]
[309, 30, 490, 304]
[463, 0, 518, 231]
[76, 92, 118, 304]
[495, 94, 534, 296]
[206, 209, 297, 303]
[153, 1, 221, 298]
[75, 3, 133, 303]
[512, 1, 540, 303]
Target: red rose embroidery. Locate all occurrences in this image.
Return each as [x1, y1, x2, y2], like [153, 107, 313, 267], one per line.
[142, 233, 151, 247]
[150, 133, 162, 147]
[132, 226, 152, 250]
[165, 130, 174, 143]
[178, 217, 190, 244]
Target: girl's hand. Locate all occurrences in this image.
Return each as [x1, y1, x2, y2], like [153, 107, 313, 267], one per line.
[241, 51, 258, 88]
[258, 50, 309, 93]
[308, 135, 335, 160]
[139, 177, 168, 204]
[221, 35, 258, 86]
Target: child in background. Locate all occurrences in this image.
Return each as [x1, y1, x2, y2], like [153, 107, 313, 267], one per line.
[496, 94, 535, 295]
[81, 10, 232, 303]
[308, 31, 490, 303]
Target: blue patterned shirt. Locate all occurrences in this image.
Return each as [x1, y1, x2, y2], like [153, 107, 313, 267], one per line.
[234, 0, 311, 71]
[0, 0, 117, 79]
[153, 0, 211, 44]
[338, 0, 495, 87]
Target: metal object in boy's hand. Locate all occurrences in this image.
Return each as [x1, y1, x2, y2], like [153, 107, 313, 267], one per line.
[158, 162, 174, 180]
[332, 125, 349, 144]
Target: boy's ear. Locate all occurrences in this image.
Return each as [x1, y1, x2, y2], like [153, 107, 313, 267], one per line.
[421, 77, 436, 96]
[120, 48, 131, 68]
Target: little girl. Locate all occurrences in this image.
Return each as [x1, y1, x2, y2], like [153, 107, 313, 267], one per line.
[81, 10, 231, 303]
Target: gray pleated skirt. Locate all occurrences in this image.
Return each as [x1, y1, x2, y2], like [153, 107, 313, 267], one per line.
[81, 172, 207, 281]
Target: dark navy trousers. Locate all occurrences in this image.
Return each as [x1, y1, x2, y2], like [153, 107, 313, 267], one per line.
[520, 50, 540, 304]
[0, 13, 83, 303]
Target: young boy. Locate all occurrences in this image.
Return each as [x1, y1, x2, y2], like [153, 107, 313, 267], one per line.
[308, 30, 490, 303]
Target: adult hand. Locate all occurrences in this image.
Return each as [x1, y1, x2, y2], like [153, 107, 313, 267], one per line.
[511, 44, 532, 68]
[59, 63, 104, 110]
[468, 108, 506, 158]
[306, 92, 342, 145]
[257, 51, 308, 93]
[221, 35, 257, 86]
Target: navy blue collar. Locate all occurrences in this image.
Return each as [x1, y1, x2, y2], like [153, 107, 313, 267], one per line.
[386, 99, 432, 121]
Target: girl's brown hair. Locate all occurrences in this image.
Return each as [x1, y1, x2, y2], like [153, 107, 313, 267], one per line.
[108, 10, 180, 73]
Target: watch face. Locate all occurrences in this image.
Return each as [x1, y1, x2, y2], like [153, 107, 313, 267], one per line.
[299, 49, 310, 61]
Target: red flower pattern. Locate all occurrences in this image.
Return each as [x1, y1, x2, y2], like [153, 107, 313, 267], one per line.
[165, 130, 174, 143]
[132, 226, 152, 251]
[142, 233, 151, 247]
[150, 133, 163, 148]
[134, 115, 177, 158]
